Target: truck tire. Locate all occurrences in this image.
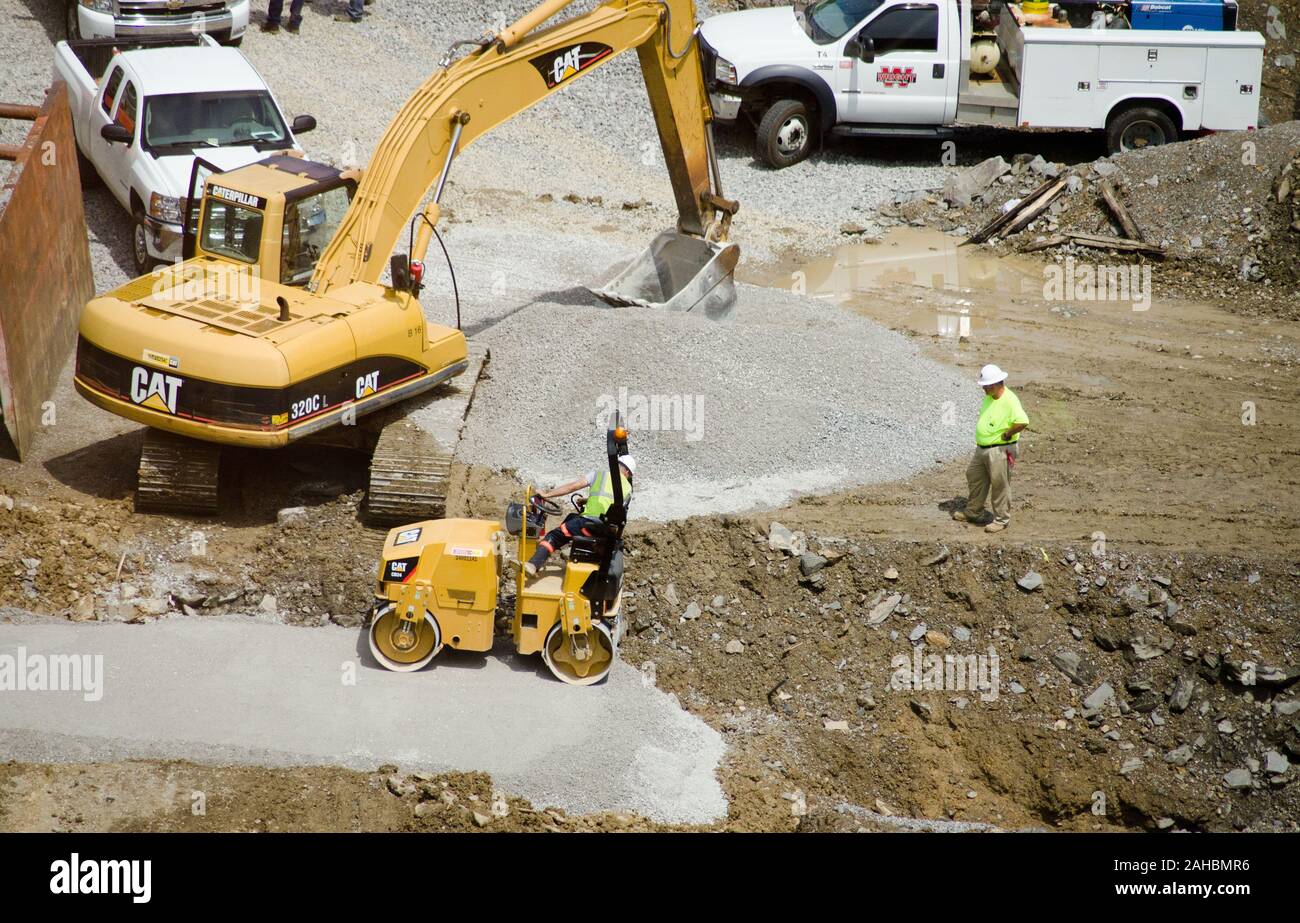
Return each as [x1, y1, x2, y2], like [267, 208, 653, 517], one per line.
[132, 212, 155, 278]
[1106, 107, 1177, 154]
[756, 99, 815, 169]
[65, 0, 82, 40]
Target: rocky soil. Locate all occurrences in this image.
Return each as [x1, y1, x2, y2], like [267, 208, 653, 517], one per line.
[892, 122, 1300, 311]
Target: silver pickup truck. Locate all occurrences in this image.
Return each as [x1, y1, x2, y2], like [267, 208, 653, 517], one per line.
[66, 0, 250, 46]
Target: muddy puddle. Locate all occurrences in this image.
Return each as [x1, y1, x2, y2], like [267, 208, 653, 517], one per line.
[749, 228, 1045, 339]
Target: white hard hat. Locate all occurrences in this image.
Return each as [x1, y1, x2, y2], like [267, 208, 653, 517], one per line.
[617, 455, 637, 477]
[977, 364, 1008, 387]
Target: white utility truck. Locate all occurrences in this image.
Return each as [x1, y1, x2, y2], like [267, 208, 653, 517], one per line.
[699, 0, 1264, 167]
[54, 35, 315, 274]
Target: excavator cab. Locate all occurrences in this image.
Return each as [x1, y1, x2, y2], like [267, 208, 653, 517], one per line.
[180, 154, 358, 285]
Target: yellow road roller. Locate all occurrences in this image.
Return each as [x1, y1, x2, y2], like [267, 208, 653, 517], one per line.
[367, 421, 630, 685]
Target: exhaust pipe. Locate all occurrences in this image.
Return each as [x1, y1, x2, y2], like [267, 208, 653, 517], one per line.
[589, 230, 740, 320]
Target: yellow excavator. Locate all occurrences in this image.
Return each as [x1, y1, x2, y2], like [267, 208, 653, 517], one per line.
[73, 0, 739, 517]
[370, 416, 633, 685]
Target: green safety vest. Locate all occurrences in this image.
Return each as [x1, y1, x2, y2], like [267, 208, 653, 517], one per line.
[583, 470, 632, 518]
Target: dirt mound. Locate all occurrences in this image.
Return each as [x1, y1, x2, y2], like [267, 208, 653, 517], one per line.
[906, 122, 1300, 311]
[618, 519, 1300, 831]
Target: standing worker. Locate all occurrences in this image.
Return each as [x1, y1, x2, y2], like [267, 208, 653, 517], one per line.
[953, 364, 1029, 534]
[524, 456, 636, 576]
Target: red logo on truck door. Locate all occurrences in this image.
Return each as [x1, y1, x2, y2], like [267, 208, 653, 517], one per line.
[876, 66, 917, 88]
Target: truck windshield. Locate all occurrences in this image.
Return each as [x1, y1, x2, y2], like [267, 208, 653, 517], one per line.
[800, 0, 887, 44]
[280, 185, 353, 285]
[200, 200, 263, 265]
[143, 91, 289, 152]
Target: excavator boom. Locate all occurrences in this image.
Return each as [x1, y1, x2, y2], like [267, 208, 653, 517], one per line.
[309, 0, 738, 315]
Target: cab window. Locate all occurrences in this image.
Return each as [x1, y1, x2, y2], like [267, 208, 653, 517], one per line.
[116, 81, 138, 139]
[801, 0, 886, 43]
[100, 66, 124, 116]
[200, 200, 263, 264]
[860, 4, 939, 54]
[280, 185, 352, 285]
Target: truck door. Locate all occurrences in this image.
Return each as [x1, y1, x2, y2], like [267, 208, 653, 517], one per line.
[93, 65, 126, 204]
[181, 157, 223, 260]
[107, 80, 139, 202]
[841, 2, 948, 124]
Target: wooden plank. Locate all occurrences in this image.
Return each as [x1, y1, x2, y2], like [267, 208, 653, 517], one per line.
[1064, 232, 1165, 256]
[1019, 234, 1069, 253]
[1099, 179, 1144, 241]
[964, 174, 1061, 245]
[1003, 174, 1070, 236]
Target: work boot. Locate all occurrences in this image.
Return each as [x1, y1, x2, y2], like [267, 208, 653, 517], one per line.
[984, 520, 1008, 534]
[260, 21, 280, 32]
[523, 561, 538, 577]
[286, 22, 300, 33]
[952, 510, 975, 523]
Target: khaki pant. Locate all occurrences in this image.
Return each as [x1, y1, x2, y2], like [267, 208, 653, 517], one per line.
[965, 444, 1018, 524]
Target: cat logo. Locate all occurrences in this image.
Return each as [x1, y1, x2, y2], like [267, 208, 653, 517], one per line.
[129, 367, 182, 414]
[530, 42, 613, 89]
[355, 370, 380, 399]
[876, 66, 917, 88]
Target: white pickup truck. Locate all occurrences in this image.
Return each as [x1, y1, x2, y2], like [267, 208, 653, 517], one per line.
[54, 35, 315, 274]
[699, 0, 1264, 167]
[66, 0, 250, 46]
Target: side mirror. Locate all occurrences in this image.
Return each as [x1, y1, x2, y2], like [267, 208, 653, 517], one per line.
[390, 253, 410, 292]
[100, 123, 132, 144]
[846, 36, 875, 63]
[291, 114, 317, 134]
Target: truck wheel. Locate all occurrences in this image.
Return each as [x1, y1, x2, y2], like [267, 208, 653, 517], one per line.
[1106, 107, 1177, 154]
[65, 0, 81, 40]
[132, 213, 155, 277]
[756, 99, 815, 169]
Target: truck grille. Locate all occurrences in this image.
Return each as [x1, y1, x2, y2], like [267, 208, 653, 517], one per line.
[118, 2, 227, 17]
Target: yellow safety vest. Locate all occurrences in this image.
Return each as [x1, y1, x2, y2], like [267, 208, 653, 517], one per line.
[583, 470, 632, 518]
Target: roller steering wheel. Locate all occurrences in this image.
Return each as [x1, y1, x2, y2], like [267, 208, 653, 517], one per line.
[530, 494, 562, 516]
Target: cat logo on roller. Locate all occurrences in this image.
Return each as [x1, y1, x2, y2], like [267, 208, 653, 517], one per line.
[530, 42, 613, 89]
[356, 370, 380, 399]
[129, 367, 182, 415]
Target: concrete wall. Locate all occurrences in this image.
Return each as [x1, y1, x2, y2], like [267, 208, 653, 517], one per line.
[0, 83, 94, 460]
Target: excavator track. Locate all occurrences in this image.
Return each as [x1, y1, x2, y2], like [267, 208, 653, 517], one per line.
[135, 428, 221, 514]
[367, 343, 488, 524]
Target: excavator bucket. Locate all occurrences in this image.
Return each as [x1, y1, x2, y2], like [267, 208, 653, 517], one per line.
[590, 230, 740, 320]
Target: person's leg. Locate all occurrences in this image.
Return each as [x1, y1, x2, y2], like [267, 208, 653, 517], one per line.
[987, 448, 1012, 528]
[526, 514, 583, 573]
[348, 0, 364, 19]
[287, 0, 305, 28]
[960, 448, 990, 519]
[265, 0, 284, 27]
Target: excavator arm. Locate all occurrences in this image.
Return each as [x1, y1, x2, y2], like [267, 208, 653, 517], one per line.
[309, 0, 738, 315]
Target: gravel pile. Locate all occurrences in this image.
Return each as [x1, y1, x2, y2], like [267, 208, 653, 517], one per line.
[443, 225, 979, 521]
